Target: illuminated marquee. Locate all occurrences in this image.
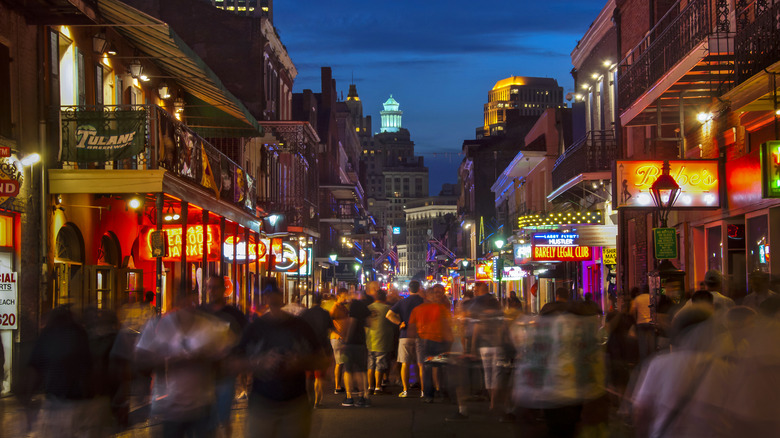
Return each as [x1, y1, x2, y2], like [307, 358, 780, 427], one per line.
[533, 246, 592, 261]
[141, 225, 221, 262]
[615, 160, 720, 208]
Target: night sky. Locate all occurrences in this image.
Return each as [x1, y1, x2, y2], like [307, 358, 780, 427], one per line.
[274, 0, 608, 195]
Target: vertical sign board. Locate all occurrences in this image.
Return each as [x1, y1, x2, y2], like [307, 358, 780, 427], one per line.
[653, 228, 678, 259]
[0, 272, 17, 329]
[761, 141, 780, 198]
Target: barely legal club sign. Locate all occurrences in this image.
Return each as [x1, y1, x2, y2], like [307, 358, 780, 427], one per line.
[615, 160, 720, 209]
[531, 233, 592, 262]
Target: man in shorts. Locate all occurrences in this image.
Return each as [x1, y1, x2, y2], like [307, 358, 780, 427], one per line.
[386, 280, 424, 397]
[329, 289, 349, 394]
[367, 289, 394, 395]
[341, 289, 371, 407]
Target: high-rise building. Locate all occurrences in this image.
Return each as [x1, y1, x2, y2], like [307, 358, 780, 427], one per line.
[380, 95, 402, 133]
[480, 76, 564, 137]
[360, 95, 428, 251]
[207, 0, 272, 19]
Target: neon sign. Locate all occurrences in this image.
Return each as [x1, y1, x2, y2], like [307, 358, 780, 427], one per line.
[616, 160, 720, 208]
[223, 236, 270, 263]
[532, 245, 592, 262]
[761, 141, 780, 198]
[475, 260, 493, 281]
[532, 233, 579, 247]
[141, 225, 221, 262]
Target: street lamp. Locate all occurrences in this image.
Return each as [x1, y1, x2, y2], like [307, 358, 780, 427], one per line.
[650, 161, 681, 228]
[494, 238, 505, 302]
[461, 259, 469, 298]
[329, 253, 337, 292]
[354, 263, 361, 287]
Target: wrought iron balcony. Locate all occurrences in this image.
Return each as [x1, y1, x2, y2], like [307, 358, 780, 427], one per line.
[552, 130, 616, 189]
[735, 0, 780, 85]
[58, 104, 256, 213]
[618, 0, 727, 109]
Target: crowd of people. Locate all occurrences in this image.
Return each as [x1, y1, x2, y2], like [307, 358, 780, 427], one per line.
[14, 269, 780, 437]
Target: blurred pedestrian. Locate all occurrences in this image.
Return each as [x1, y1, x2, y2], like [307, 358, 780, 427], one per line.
[203, 275, 248, 438]
[366, 289, 394, 395]
[629, 285, 655, 362]
[742, 271, 776, 311]
[23, 306, 96, 437]
[386, 280, 425, 397]
[329, 288, 350, 394]
[340, 288, 371, 407]
[135, 289, 235, 438]
[238, 283, 327, 438]
[469, 282, 503, 410]
[409, 284, 453, 403]
[301, 293, 334, 408]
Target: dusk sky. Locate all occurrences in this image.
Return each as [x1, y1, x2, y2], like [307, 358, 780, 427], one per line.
[274, 0, 608, 195]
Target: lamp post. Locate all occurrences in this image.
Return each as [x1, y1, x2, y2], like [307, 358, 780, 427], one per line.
[329, 253, 337, 292]
[494, 238, 505, 302]
[354, 263, 361, 288]
[650, 161, 681, 228]
[461, 259, 469, 298]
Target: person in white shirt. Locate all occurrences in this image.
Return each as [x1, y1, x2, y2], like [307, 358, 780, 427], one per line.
[630, 285, 655, 361]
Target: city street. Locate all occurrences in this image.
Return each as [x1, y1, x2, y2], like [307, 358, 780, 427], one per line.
[1, 385, 520, 438]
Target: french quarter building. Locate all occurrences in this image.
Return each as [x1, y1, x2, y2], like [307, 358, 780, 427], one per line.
[614, 0, 780, 302]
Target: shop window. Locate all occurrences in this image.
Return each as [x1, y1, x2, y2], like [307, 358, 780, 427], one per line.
[706, 226, 722, 272]
[747, 215, 769, 274]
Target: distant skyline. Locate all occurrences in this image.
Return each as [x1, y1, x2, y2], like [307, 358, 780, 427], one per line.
[274, 0, 608, 195]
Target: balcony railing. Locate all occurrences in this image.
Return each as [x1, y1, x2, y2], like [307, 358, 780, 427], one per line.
[735, 0, 780, 85]
[617, 0, 716, 108]
[59, 105, 256, 214]
[552, 130, 616, 189]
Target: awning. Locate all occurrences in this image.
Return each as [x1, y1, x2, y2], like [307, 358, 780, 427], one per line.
[547, 171, 611, 202]
[321, 184, 364, 203]
[97, 0, 262, 136]
[49, 169, 262, 232]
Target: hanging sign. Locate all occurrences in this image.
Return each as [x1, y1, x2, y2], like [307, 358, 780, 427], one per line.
[615, 160, 720, 208]
[602, 248, 617, 265]
[653, 228, 678, 259]
[141, 225, 221, 262]
[0, 158, 23, 205]
[761, 141, 780, 199]
[514, 243, 532, 264]
[475, 260, 494, 281]
[60, 110, 146, 162]
[0, 272, 17, 329]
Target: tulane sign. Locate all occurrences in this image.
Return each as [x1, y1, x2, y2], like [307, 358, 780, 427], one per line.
[60, 110, 145, 162]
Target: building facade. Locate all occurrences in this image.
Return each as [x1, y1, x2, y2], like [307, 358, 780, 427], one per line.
[480, 76, 566, 138]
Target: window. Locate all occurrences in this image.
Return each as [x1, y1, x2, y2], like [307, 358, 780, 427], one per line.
[0, 43, 11, 137]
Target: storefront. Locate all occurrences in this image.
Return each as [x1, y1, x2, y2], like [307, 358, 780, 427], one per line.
[49, 105, 265, 315]
[689, 144, 780, 298]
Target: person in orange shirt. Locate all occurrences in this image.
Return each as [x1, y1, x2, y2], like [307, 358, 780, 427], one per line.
[408, 284, 453, 403]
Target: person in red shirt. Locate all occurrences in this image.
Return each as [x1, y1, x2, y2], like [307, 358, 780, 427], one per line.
[408, 284, 453, 402]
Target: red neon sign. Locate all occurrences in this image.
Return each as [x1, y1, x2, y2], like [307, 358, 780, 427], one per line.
[532, 246, 592, 262]
[141, 225, 221, 262]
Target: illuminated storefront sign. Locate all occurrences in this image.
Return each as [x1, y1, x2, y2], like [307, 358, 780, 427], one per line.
[141, 225, 221, 262]
[514, 243, 532, 264]
[615, 160, 720, 208]
[761, 141, 780, 198]
[475, 260, 493, 281]
[223, 236, 270, 263]
[533, 245, 592, 262]
[500, 266, 528, 281]
[532, 233, 579, 247]
[272, 240, 310, 273]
